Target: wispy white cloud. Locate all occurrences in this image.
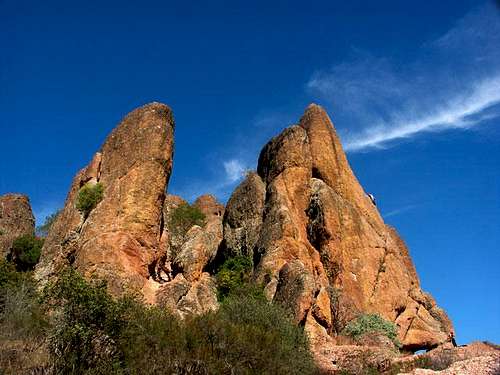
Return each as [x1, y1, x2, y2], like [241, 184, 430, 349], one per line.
[223, 159, 246, 183]
[383, 204, 418, 219]
[343, 75, 500, 151]
[307, 3, 500, 152]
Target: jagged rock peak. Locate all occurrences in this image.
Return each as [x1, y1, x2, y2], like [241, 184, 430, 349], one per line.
[222, 104, 454, 371]
[0, 193, 35, 258]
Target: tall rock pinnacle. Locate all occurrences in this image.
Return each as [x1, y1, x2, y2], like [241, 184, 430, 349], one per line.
[35, 103, 174, 295]
[223, 104, 454, 363]
[0, 194, 35, 258]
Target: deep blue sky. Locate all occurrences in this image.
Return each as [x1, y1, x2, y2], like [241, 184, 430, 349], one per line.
[1, 0, 499, 345]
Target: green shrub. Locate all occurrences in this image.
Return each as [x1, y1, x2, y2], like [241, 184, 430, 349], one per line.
[37, 209, 61, 237]
[9, 234, 44, 271]
[342, 313, 401, 348]
[42, 268, 122, 374]
[76, 182, 104, 218]
[0, 259, 24, 289]
[216, 255, 253, 299]
[0, 263, 50, 374]
[40, 269, 316, 375]
[168, 202, 206, 237]
[191, 285, 315, 374]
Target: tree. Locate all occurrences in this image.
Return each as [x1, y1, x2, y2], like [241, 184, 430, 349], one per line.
[37, 210, 61, 237]
[9, 234, 44, 271]
[76, 183, 104, 218]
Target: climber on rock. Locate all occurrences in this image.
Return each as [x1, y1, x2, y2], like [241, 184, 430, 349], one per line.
[367, 193, 376, 206]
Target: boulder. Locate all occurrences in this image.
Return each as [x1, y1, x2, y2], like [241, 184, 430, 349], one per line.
[0, 194, 35, 258]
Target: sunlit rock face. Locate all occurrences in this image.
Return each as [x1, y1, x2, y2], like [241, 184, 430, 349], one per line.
[35, 102, 175, 296]
[221, 104, 454, 364]
[34, 101, 454, 373]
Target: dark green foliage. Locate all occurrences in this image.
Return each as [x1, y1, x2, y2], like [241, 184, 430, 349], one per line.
[216, 255, 253, 299]
[35, 268, 316, 374]
[76, 183, 104, 218]
[42, 268, 122, 374]
[168, 202, 206, 238]
[0, 261, 49, 373]
[0, 259, 24, 288]
[342, 313, 401, 348]
[9, 234, 44, 271]
[37, 209, 61, 237]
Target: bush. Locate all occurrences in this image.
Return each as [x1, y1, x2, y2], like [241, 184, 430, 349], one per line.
[192, 285, 315, 374]
[39, 269, 316, 375]
[37, 209, 61, 237]
[168, 202, 206, 237]
[0, 261, 50, 373]
[9, 234, 44, 271]
[216, 255, 253, 299]
[76, 182, 104, 218]
[342, 313, 401, 348]
[42, 268, 122, 374]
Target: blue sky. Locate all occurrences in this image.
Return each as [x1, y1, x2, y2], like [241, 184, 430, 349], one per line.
[1, 0, 499, 344]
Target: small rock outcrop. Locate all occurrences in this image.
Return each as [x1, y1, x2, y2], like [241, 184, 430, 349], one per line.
[35, 103, 175, 296]
[221, 104, 454, 370]
[0, 194, 35, 258]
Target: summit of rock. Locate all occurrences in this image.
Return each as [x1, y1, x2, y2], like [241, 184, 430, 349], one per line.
[222, 104, 454, 370]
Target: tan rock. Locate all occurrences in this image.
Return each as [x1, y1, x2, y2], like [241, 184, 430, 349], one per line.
[193, 194, 224, 218]
[176, 272, 218, 318]
[172, 207, 223, 282]
[35, 102, 174, 296]
[0, 194, 35, 258]
[222, 171, 266, 259]
[222, 103, 454, 368]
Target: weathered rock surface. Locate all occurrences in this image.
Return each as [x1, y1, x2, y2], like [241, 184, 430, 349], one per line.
[221, 104, 454, 370]
[395, 341, 500, 375]
[156, 194, 222, 316]
[0, 194, 35, 258]
[35, 102, 175, 296]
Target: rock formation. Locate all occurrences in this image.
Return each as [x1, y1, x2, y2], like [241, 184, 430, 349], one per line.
[35, 102, 175, 296]
[35, 103, 221, 316]
[33, 101, 458, 372]
[0, 194, 35, 258]
[221, 104, 454, 367]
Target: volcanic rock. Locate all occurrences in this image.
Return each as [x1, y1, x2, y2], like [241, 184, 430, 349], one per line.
[221, 104, 454, 371]
[35, 102, 175, 296]
[0, 194, 35, 258]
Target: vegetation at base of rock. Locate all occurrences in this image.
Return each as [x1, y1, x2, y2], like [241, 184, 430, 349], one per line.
[76, 182, 104, 218]
[7, 234, 44, 271]
[168, 202, 206, 237]
[36, 209, 61, 237]
[215, 255, 253, 300]
[0, 260, 49, 373]
[0, 265, 316, 374]
[343, 313, 401, 348]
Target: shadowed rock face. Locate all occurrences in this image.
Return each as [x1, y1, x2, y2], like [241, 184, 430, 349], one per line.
[222, 104, 454, 364]
[0, 194, 35, 258]
[35, 102, 175, 295]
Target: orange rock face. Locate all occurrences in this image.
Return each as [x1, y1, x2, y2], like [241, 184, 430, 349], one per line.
[222, 104, 454, 367]
[0, 194, 35, 258]
[35, 102, 175, 295]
